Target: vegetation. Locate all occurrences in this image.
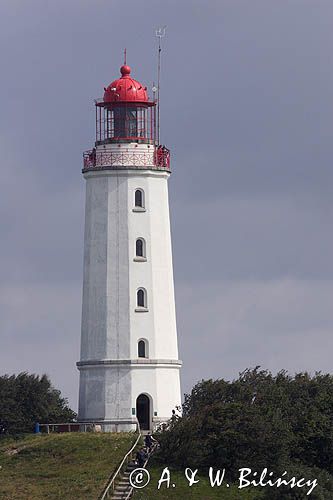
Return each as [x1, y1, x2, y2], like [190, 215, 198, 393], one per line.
[0, 432, 136, 500]
[134, 465, 333, 500]
[0, 372, 76, 434]
[2, 368, 333, 498]
[155, 368, 333, 498]
[134, 466, 261, 499]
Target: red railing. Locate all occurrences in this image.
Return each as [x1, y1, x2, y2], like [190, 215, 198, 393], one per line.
[83, 146, 170, 171]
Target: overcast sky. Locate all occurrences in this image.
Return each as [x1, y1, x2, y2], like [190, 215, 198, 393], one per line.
[1, 0, 333, 410]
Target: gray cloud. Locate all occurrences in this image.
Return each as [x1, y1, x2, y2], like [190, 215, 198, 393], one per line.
[171, 194, 333, 283]
[1, 0, 333, 408]
[177, 279, 333, 394]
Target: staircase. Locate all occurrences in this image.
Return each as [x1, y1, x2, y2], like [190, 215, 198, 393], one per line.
[99, 426, 141, 500]
[110, 461, 137, 499]
[110, 443, 158, 500]
[99, 422, 158, 500]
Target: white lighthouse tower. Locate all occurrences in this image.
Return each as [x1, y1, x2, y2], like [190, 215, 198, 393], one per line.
[77, 60, 182, 431]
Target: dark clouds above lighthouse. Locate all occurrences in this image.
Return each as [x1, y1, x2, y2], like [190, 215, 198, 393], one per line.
[0, 0, 332, 408]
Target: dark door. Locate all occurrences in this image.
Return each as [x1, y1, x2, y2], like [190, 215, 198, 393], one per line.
[136, 394, 150, 430]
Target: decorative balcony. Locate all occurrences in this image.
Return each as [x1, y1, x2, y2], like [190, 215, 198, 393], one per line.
[83, 146, 170, 172]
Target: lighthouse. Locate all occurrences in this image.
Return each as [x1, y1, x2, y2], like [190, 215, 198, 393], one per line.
[77, 60, 182, 431]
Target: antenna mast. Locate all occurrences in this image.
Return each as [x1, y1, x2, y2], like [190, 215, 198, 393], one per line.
[155, 26, 167, 145]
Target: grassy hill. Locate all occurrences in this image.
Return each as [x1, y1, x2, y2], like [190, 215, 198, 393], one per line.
[0, 432, 137, 500]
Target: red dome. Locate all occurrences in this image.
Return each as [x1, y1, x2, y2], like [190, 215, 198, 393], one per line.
[103, 65, 148, 104]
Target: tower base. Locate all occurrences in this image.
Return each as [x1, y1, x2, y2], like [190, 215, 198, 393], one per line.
[77, 416, 170, 433]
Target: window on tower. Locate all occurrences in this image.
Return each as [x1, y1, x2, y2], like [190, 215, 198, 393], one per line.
[138, 339, 148, 358]
[134, 189, 144, 208]
[136, 238, 145, 258]
[137, 288, 147, 308]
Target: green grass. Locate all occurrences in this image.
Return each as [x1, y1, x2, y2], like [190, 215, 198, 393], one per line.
[134, 467, 263, 500]
[0, 432, 137, 500]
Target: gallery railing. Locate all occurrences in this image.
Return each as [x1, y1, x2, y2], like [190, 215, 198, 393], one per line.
[83, 146, 170, 171]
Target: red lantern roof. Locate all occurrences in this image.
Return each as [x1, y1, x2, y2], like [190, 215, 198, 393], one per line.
[103, 65, 149, 104]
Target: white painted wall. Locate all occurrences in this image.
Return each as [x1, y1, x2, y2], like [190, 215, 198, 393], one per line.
[78, 147, 182, 429]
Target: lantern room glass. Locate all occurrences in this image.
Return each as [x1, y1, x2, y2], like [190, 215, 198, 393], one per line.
[96, 103, 156, 144]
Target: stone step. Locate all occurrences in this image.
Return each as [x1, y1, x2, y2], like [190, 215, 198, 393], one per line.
[115, 480, 130, 488]
[109, 447, 154, 499]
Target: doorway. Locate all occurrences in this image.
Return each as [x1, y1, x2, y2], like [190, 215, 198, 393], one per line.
[136, 394, 150, 430]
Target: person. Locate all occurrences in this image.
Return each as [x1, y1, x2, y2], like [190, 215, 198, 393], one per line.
[163, 146, 169, 167]
[156, 145, 163, 166]
[89, 147, 96, 167]
[172, 406, 181, 418]
[136, 447, 148, 468]
[165, 148, 170, 168]
[144, 432, 156, 452]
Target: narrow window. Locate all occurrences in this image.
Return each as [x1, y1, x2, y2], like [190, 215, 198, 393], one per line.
[136, 238, 145, 257]
[135, 189, 144, 208]
[137, 288, 146, 308]
[138, 340, 146, 358]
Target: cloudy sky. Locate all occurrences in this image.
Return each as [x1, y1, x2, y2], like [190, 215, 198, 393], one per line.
[1, 0, 332, 410]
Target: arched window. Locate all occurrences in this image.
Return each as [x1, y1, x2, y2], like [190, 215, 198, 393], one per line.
[136, 238, 145, 258]
[137, 288, 146, 308]
[135, 189, 144, 208]
[138, 340, 147, 358]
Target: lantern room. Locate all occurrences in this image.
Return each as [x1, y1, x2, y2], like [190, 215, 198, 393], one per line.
[95, 64, 156, 145]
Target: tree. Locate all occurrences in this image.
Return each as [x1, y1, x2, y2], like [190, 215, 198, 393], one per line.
[155, 368, 333, 481]
[0, 372, 76, 434]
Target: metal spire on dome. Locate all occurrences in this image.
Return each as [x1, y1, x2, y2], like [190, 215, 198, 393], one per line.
[120, 49, 131, 78]
[155, 26, 167, 145]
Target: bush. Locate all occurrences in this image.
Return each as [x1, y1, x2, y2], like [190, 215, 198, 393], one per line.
[261, 465, 333, 499]
[155, 368, 333, 481]
[0, 372, 76, 434]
